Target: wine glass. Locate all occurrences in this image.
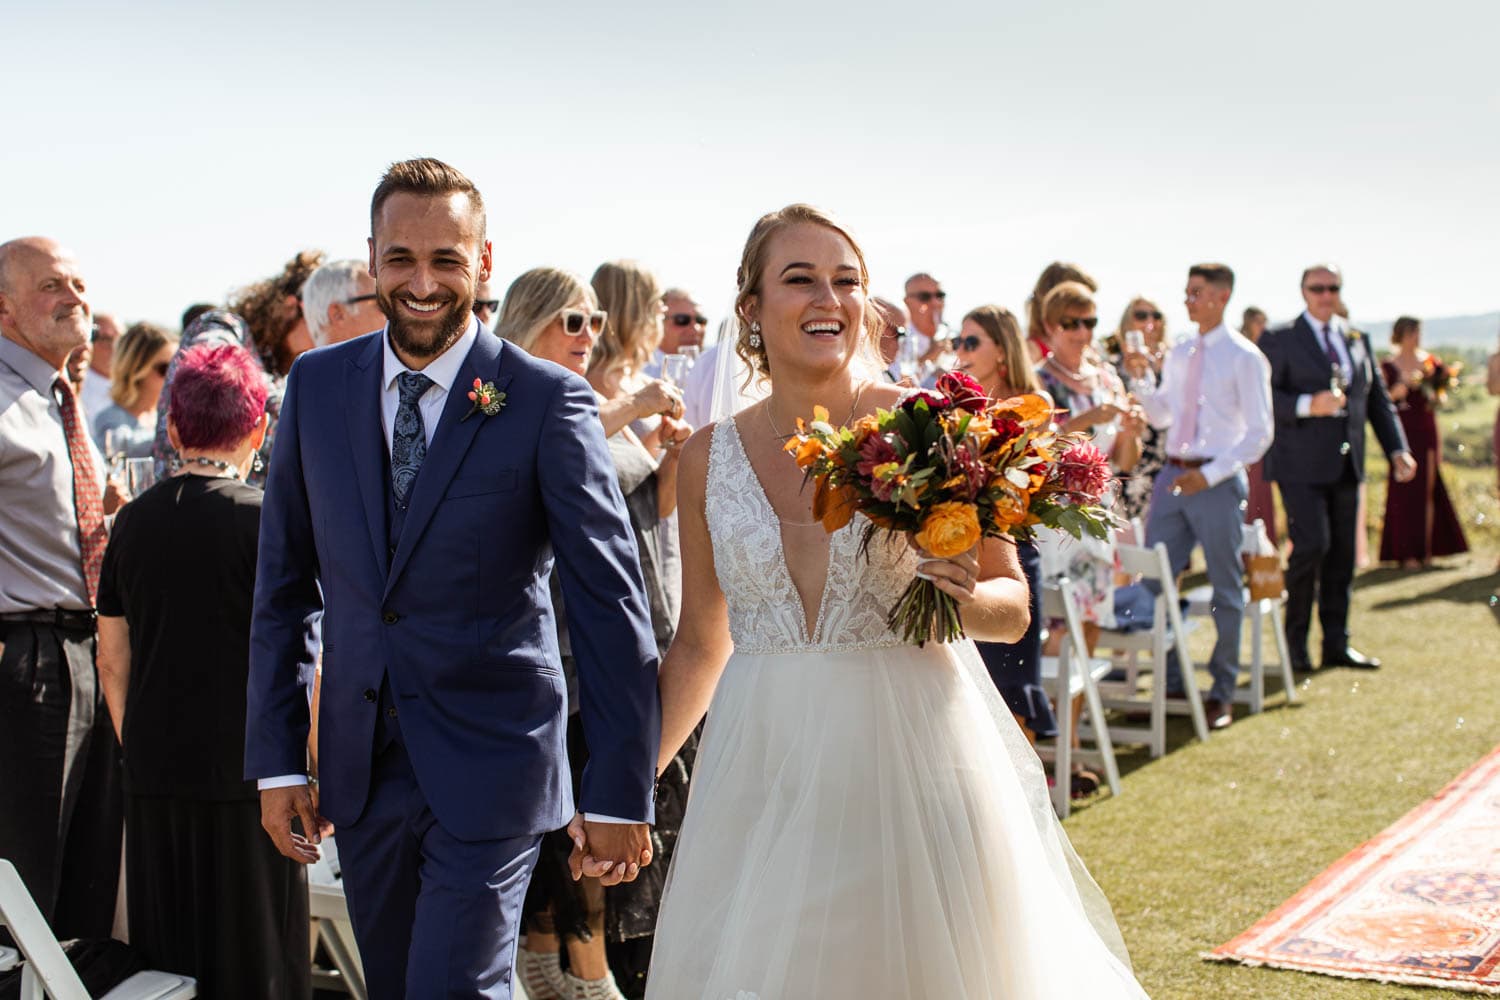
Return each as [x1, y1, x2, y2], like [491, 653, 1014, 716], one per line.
[679, 345, 701, 369]
[125, 457, 157, 497]
[661, 354, 690, 389]
[102, 428, 127, 480]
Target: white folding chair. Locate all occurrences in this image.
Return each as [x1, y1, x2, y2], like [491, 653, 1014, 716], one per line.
[0, 859, 195, 1000]
[307, 838, 367, 999]
[1181, 519, 1297, 714]
[1094, 541, 1211, 757]
[1038, 579, 1122, 818]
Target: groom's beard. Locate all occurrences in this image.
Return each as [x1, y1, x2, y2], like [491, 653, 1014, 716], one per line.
[379, 287, 473, 362]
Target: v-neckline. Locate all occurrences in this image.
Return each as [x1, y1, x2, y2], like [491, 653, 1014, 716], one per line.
[727, 414, 838, 645]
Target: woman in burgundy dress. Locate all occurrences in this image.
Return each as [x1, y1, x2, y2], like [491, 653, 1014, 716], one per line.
[1379, 316, 1468, 567]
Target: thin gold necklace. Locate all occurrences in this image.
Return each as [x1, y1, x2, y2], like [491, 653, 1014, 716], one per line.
[764, 381, 867, 441]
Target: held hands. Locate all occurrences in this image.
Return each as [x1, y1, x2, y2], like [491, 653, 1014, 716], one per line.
[260, 783, 329, 865]
[911, 541, 982, 605]
[1391, 451, 1418, 484]
[566, 813, 653, 886]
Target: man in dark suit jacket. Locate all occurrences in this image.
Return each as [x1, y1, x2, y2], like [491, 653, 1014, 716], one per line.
[246, 159, 661, 999]
[1259, 264, 1416, 673]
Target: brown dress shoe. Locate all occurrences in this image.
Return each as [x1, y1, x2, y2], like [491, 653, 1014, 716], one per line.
[1203, 698, 1233, 730]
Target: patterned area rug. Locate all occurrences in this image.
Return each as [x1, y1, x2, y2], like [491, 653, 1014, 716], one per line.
[1209, 744, 1500, 993]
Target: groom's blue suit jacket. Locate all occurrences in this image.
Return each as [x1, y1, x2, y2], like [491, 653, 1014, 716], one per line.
[245, 325, 661, 840]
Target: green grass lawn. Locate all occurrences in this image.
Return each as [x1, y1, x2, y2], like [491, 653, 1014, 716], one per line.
[1061, 372, 1500, 999]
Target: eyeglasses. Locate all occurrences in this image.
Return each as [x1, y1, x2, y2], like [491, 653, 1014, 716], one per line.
[473, 299, 500, 315]
[955, 335, 988, 351]
[1305, 284, 1341, 295]
[152, 362, 170, 377]
[1132, 309, 1164, 322]
[1059, 317, 1099, 331]
[345, 294, 378, 305]
[561, 309, 608, 336]
[670, 312, 708, 328]
[908, 291, 947, 303]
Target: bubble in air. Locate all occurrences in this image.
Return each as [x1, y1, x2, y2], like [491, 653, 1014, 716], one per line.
[1340, 442, 1351, 455]
[1327, 748, 1337, 757]
[1457, 444, 1466, 454]
[1478, 514, 1488, 525]
[1227, 781, 1238, 790]
[1457, 717, 1465, 730]
[1238, 499, 1248, 511]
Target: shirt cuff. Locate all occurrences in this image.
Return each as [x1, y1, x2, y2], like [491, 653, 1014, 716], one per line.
[1296, 394, 1313, 418]
[583, 813, 638, 824]
[257, 774, 308, 790]
[1200, 460, 1239, 489]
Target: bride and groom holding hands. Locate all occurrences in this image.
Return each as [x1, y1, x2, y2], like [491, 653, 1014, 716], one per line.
[246, 158, 1148, 998]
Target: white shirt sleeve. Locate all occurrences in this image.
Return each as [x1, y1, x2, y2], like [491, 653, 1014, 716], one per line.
[1296, 394, 1313, 418]
[583, 813, 638, 824]
[257, 774, 308, 790]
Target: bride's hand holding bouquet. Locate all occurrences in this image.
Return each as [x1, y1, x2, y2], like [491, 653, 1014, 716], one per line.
[784, 370, 1116, 645]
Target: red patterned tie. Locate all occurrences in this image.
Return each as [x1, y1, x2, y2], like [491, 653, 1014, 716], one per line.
[54, 376, 106, 605]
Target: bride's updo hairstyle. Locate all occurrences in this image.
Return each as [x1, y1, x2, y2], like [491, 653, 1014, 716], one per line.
[733, 204, 879, 379]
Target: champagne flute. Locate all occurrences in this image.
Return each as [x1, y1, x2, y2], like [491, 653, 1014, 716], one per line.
[102, 427, 127, 480]
[679, 345, 701, 369]
[660, 354, 690, 389]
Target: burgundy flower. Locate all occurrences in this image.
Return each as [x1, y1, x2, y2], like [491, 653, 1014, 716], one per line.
[1056, 441, 1111, 501]
[899, 388, 951, 413]
[935, 370, 988, 413]
[856, 433, 898, 478]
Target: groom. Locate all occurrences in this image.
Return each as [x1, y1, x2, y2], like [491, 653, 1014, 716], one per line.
[246, 158, 661, 998]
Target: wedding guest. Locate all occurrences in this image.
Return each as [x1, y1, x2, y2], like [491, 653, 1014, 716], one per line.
[648, 288, 707, 378]
[92, 321, 177, 456]
[303, 259, 383, 347]
[1126, 263, 1273, 729]
[0, 236, 122, 938]
[589, 260, 683, 451]
[181, 302, 214, 332]
[1024, 262, 1097, 363]
[473, 277, 499, 327]
[79, 311, 121, 418]
[499, 267, 691, 1000]
[1106, 296, 1169, 526]
[95, 342, 308, 999]
[152, 250, 324, 486]
[956, 305, 1058, 744]
[903, 272, 952, 366]
[1378, 316, 1468, 567]
[1239, 307, 1277, 542]
[1259, 265, 1414, 672]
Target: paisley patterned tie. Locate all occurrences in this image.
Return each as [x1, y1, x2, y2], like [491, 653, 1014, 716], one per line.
[391, 371, 434, 507]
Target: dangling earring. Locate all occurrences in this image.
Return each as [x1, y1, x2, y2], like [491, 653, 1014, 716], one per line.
[252, 451, 265, 474]
[748, 322, 762, 350]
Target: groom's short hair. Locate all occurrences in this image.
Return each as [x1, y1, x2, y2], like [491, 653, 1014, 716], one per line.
[370, 158, 486, 239]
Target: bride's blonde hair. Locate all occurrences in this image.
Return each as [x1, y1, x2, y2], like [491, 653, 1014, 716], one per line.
[733, 204, 879, 379]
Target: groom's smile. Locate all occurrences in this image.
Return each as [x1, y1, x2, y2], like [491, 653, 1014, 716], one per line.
[368, 188, 493, 369]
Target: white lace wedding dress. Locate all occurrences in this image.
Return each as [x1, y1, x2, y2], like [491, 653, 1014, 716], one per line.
[646, 417, 1150, 999]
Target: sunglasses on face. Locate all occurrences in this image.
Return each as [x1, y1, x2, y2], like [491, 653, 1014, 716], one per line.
[472, 299, 500, 314]
[1059, 317, 1099, 331]
[1133, 309, 1164, 322]
[908, 290, 947, 303]
[1305, 284, 1341, 295]
[670, 312, 708, 327]
[956, 335, 988, 351]
[561, 309, 608, 336]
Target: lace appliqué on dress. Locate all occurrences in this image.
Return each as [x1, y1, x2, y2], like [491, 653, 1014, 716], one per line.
[705, 417, 916, 655]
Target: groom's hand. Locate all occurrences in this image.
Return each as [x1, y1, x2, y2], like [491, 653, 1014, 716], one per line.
[566, 813, 652, 886]
[260, 784, 325, 864]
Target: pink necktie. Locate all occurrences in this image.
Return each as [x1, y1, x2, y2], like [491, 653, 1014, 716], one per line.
[1176, 340, 1205, 457]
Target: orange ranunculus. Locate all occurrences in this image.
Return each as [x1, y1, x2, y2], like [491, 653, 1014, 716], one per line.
[991, 486, 1030, 529]
[785, 436, 827, 469]
[813, 476, 858, 532]
[915, 501, 982, 557]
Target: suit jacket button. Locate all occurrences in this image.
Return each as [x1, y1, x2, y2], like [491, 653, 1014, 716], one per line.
[363, 688, 377, 702]
[382, 612, 400, 625]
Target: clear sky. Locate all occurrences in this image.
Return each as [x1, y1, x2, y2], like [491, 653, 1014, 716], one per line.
[4, 0, 1496, 339]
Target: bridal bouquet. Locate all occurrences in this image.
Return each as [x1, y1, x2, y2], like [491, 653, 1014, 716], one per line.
[1417, 356, 1463, 406]
[784, 371, 1116, 645]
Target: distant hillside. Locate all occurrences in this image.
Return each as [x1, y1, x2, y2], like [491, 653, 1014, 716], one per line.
[1360, 311, 1499, 350]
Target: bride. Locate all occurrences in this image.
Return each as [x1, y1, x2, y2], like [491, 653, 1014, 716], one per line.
[583, 204, 1149, 998]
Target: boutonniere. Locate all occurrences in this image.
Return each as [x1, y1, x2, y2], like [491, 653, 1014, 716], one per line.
[1344, 327, 1363, 345]
[462, 378, 506, 421]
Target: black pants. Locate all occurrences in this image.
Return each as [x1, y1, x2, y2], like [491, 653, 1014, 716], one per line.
[1278, 469, 1360, 661]
[0, 621, 122, 938]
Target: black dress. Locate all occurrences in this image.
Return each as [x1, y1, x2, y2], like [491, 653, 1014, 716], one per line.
[95, 474, 309, 999]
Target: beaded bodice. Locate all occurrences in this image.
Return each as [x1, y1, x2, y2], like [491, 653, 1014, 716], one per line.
[705, 416, 917, 655]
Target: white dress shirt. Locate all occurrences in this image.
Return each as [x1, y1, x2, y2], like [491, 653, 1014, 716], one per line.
[80, 368, 113, 423]
[1136, 323, 1274, 488]
[1294, 311, 1353, 418]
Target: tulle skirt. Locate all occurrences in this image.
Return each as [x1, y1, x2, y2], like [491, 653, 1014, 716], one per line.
[646, 641, 1149, 999]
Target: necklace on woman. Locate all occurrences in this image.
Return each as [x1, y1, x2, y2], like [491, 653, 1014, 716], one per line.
[180, 456, 242, 479]
[1045, 355, 1095, 383]
[764, 381, 867, 441]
